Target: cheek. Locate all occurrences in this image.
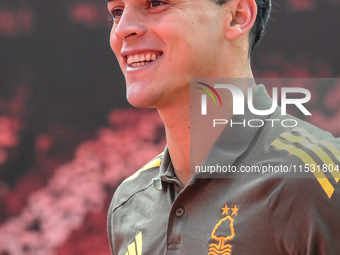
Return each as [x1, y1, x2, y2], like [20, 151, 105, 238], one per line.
[109, 33, 125, 72]
[109, 28, 122, 57]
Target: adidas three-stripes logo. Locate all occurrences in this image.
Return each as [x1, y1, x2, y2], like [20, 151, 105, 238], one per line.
[271, 127, 340, 198]
[125, 232, 143, 255]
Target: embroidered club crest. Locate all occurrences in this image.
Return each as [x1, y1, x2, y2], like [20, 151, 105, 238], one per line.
[208, 204, 238, 255]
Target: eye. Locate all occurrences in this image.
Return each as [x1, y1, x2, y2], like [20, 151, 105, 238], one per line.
[148, 1, 166, 8]
[109, 8, 123, 21]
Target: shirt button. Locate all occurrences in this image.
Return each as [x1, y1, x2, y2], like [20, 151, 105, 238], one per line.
[175, 206, 185, 218]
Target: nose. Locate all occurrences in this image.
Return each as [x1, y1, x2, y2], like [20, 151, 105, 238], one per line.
[114, 7, 147, 40]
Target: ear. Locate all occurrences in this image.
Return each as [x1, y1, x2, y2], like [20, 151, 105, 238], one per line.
[224, 0, 257, 40]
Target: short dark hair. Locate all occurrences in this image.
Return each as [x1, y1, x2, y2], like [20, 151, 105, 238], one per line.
[213, 0, 272, 55]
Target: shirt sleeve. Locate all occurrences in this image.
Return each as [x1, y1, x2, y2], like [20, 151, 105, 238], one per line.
[107, 192, 116, 255]
[269, 177, 340, 255]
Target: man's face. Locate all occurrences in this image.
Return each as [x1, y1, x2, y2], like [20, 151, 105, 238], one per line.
[107, 0, 227, 109]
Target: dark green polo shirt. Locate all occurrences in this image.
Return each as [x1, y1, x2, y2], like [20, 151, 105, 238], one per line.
[107, 85, 340, 255]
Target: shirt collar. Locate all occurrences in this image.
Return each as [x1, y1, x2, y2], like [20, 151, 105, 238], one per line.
[153, 146, 178, 190]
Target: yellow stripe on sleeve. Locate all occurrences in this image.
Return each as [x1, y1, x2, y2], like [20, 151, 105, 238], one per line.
[280, 132, 340, 182]
[127, 241, 136, 255]
[292, 127, 340, 164]
[135, 232, 143, 255]
[123, 153, 163, 183]
[271, 139, 335, 198]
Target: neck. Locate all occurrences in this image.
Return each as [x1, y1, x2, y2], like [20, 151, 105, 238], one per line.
[158, 64, 255, 187]
[158, 98, 191, 186]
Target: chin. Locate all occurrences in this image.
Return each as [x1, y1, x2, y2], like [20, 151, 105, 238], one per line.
[126, 91, 159, 109]
[125, 80, 164, 108]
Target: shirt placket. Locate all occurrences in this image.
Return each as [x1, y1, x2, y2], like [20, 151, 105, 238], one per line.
[162, 174, 198, 255]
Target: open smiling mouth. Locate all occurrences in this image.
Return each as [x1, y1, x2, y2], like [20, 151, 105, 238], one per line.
[126, 52, 163, 67]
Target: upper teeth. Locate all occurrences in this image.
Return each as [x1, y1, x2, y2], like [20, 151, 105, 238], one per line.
[127, 52, 161, 66]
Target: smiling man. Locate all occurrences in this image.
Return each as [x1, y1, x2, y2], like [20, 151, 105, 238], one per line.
[106, 0, 340, 254]
[107, 0, 263, 187]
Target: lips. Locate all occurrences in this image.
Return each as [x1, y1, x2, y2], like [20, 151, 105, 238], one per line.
[126, 51, 163, 67]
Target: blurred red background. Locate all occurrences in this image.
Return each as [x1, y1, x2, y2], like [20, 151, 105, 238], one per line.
[0, 0, 340, 254]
